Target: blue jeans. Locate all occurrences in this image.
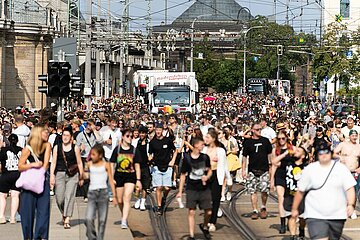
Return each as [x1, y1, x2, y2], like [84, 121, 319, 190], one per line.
[20, 180, 50, 239]
[85, 189, 109, 240]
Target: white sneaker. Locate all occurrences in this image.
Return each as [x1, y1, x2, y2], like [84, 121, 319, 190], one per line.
[121, 221, 128, 229]
[140, 198, 146, 211]
[208, 223, 216, 232]
[134, 198, 141, 209]
[351, 211, 357, 219]
[177, 197, 184, 209]
[217, 208, 223, 218]
[226, 192, 232, 201]
[220, 195, 225, 202]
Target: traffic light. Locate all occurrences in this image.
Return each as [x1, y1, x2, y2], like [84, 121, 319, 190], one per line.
[48, 62, 60, 97]
[59, 62, 71, 98]
[277, 45, 283, 56]
[70, 74, 83, 96]
[38, 74, 48, 94]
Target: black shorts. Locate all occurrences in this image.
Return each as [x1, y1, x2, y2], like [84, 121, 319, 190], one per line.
[140, 167, 151, 190]
[174, 154, 181, 166]
[275, 177, 286, 187]
[114, 172, 136, 188]
[307, 218, 345, 240]
[0, 172, 21, 193]
[186, 189, 212, 210]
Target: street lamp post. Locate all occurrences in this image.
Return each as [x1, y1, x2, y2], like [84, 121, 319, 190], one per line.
[119, 0, 135, 95]
[243, 26, 264, 92]
[190, 14, 211, 72]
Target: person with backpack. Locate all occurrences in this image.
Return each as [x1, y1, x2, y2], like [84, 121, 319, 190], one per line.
[0, 134, 22, 224]
[76, 119, 103, 202]
[292, 143, 356, 240]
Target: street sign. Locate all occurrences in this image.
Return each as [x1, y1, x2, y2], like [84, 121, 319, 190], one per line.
[324, 75, 329, 83]
[346, 50, 353, 59]
[84, 87, 92, 96]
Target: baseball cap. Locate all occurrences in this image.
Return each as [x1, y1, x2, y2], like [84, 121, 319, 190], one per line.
[349, 129, 358, 136]
[347, 115, 355, 120]
[3, 123, 11, 131]
[316, 142, 331, 155]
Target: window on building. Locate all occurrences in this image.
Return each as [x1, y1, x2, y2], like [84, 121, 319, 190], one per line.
[340, 0, 350, 18]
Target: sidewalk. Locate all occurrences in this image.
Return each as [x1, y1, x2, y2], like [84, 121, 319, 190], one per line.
[0, 197, 134, 240]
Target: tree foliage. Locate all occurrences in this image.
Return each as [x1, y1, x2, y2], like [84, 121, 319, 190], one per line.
[193, 17, 317, 92]
[312, 22, 360, 90]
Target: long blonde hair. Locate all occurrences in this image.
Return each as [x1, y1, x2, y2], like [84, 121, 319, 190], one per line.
[27, 125, 47, 157]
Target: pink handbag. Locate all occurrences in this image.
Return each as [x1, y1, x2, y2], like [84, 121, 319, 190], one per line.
[15, 146, 45, 194]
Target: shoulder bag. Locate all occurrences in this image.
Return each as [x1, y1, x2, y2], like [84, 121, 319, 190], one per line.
[60, 143, 79, 177]
[15, 145, 45, 194]
[227, 140, 241, 172]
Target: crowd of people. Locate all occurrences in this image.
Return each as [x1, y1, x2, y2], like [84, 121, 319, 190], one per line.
[0, 92, 358, 240]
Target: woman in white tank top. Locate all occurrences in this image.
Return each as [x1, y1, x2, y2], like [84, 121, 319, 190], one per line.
[84, 144, 117, 240]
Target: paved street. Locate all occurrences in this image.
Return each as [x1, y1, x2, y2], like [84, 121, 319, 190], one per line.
[0, 197, 133, 240]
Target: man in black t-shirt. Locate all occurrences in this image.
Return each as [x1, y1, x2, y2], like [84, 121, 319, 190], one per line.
[312, 127, 331, 161]
[149, 123, 176, 215]
[242, 123, 273, 220]
[177, 137, 212, 240]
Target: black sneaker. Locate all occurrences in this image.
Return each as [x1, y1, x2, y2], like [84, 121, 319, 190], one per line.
[279, 224, 286, 234]
[161, 196, 167, 208]
[290, 236, 297, 240]
[188, 237, 195, 240]
[157, 206, 163, 216]
[199, 224, 211, 240]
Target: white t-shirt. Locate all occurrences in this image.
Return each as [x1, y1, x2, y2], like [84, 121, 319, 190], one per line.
[341, 125, 360, 143]
[298, 160, 356, 220]
[100, 127, 122, 160]
[261, 126, 276, 142]
[12, 124, 30, 148]
[200, 124, 213, 136]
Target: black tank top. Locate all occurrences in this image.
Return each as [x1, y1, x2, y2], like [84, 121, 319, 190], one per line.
[56, 144, 77, 172]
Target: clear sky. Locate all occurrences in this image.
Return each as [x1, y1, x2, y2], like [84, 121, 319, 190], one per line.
[81, 0, 322, 35]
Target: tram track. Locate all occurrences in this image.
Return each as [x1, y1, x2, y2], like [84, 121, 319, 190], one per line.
[147, 192, 178, 240]
[221, 188, 257, 240]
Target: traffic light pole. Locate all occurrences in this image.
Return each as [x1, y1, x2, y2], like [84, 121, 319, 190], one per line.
[57, 97, 65, 122]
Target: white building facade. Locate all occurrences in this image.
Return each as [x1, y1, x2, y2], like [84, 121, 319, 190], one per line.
[323, 0, 360, 31]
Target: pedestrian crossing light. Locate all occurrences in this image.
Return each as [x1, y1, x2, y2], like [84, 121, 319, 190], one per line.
[277, 45, 283, 56]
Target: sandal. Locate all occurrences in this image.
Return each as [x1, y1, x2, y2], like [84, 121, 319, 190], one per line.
[64, 223, 71, 229]
[0, 217, 6, 224]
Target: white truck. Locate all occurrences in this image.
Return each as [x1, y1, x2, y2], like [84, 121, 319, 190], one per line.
[269, 79, 291, 96]
[134, 70, 199, 113]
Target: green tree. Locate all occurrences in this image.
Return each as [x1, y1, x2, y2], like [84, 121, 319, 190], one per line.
[312, 22, 360, 92]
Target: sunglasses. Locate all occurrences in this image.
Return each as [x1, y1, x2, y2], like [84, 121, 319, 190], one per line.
[253, 128, 261, 131]
[124, 134, 133, 139]
[278, 137, 286, 140]
[169, 117, 175, 119]
[318, 150, 330, 155]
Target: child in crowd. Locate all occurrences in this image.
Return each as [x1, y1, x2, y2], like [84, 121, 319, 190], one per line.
[85, 144, 117, 240]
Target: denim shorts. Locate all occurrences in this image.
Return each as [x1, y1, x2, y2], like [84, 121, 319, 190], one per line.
[152, 166, 172, 187]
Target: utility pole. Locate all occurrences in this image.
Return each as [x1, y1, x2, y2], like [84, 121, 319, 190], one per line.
[84, 0, 92, 108]
[165, 0, 168, 24]
[243, 26, 265, 92]
[285, 0, 289, 25]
